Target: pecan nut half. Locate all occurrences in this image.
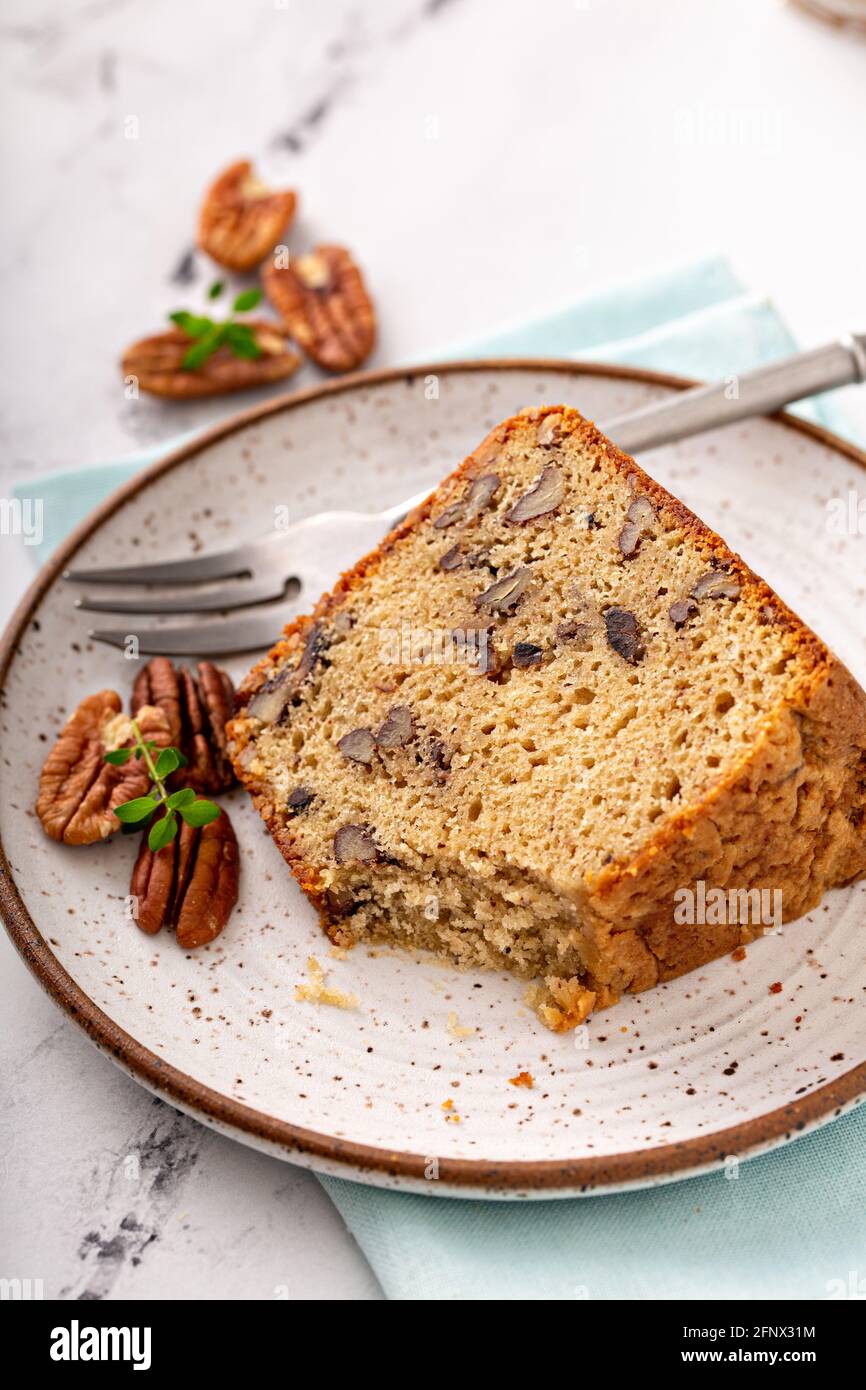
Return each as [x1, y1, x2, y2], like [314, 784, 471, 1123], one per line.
[36, 692, 171, 845]
[197, 159, 297, 271]
[121, 321, 300, 399]
[262, 245, 376, 372]
[131, 808, 240, 947]
[132, 658, 235, 794]
[131, 657, 183, 746]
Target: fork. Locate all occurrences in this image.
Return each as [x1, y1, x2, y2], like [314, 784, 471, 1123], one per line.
[66, 335, 866, 656]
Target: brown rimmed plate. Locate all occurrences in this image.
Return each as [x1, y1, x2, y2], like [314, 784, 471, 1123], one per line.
[1, 360, 864, 1198]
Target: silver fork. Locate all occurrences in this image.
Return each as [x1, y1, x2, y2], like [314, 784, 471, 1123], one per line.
[66, 335, 866, 656]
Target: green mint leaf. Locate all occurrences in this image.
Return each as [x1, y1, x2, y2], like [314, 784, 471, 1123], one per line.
[154, 747, 182, 779]
[208, 280, 225, 300]
[166, 787, 197, 810]
[114, 795, 159, 824]
[104, 747, 133, 766]
[182, 324, 225, 370]
[174, 750, 189, 768]
[232, 287, 263, 314]
[223, 323, 262, 360]
[178, 799, 221, 828]
[170, 310, 213, 338]
[148, 811, 178, 852]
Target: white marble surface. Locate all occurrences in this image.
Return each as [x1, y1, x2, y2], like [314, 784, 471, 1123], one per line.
[1, 0, 865, 1300]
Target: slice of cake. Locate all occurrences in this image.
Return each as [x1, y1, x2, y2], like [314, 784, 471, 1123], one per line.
[227, 407, 866, 1029]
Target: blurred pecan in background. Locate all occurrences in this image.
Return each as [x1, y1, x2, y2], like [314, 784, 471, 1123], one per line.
[197, 159, 297, 271]
[131, 808, 240, 946]
[36, 692, 171, 845]
[263, 245, 376, 372]
[121, 321, 299, 398]
[132, 658, 236, 794]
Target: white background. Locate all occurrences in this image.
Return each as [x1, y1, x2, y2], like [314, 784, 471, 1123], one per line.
[1, 0, 864, 1299]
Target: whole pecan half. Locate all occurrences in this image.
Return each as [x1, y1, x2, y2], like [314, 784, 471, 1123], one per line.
[132, 658, 235, 794]
[130, 808, 240, 946]
[36, 692, 171, 845]
[262, 245, 376, 372]
[121, 321, 300, 399]
[197, 159, 297, 271]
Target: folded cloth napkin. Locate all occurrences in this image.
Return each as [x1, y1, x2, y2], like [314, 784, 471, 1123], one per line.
[19, 253, 866, 1299]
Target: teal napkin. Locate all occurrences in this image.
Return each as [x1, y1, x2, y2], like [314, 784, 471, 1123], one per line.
[19, 254, 865, 1299]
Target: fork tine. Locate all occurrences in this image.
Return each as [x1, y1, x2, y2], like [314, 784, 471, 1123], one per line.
[63, 541, 265, 586]
[75, 573, 296, 614]
[89, 604, 300, 656]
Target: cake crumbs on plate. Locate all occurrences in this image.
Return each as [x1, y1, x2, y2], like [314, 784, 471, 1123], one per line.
[294, 955, 359, 1011]
[447, 1010, 475, 1039]
[441, 1097, 461, 1122]
[508, 1071, 534, 1089]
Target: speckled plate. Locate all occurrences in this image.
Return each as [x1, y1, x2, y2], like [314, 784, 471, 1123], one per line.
[2, 361, 865, 1199]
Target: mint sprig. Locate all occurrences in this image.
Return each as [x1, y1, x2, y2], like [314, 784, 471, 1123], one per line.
[169, 284, 265, 371]
[107, 719, 220, 852]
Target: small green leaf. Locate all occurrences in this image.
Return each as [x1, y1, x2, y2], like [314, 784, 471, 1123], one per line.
[134, 748, 144, 760]
[166, 787, 196, 810]
[114, 796, 159, 824]
[148, 811, 178, 852]
[178, 799, 221, 828]
[223, 323, 262, 360]
[169, 310, 212, 338]
[174, 750, 189, 768]
[182, 325, 225, 370]
[155, 747, 181, 779]
[208, 280, 225, 300]
[232, 287, 263, 314]
[104, 747, 133, 766]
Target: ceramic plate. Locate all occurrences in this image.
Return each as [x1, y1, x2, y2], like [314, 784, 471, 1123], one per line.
[2, 361, 865, 1199]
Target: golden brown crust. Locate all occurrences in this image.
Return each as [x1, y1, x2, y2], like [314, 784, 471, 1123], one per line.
[578, 656, 866, 997]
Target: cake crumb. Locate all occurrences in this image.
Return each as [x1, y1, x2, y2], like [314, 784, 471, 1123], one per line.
[534, 976, 595, 1032]
[295, 955, 359, 1011]
[447, 1010, 475, 1039]
[768, 981, 783, 995]
[509, 1071, 534, 1089]
[731, 946, 747, 962]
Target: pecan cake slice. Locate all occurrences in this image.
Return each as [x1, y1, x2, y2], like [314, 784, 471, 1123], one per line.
[227, 407, 866, 1029]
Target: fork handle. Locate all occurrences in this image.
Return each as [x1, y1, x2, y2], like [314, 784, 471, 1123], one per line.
[601, 333, 866, 455]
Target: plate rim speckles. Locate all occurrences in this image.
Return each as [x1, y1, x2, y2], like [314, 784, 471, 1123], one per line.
[2, 358, 865, 1199]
